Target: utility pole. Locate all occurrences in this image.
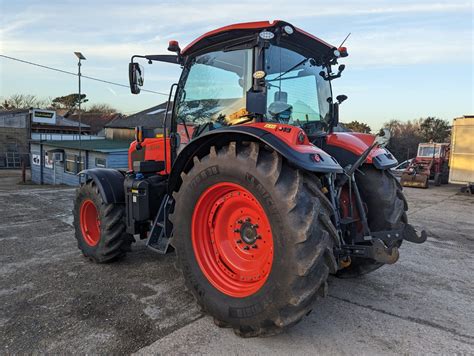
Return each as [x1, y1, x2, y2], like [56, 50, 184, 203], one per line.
[74, 52, 86, 172]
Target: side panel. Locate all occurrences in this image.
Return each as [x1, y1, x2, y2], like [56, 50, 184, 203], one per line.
[324, 132, 398, 169]
[449, 117, 474, 184]
[129, 138, 172, 174]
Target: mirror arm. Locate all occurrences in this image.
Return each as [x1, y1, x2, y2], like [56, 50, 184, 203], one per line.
[328, 102, 339, 133]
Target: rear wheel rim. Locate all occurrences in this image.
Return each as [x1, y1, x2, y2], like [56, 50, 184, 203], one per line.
[192, 182, 274, 298]
[80, 199, 101, 246]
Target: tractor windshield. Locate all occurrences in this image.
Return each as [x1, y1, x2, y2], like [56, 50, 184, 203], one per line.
[418, 145, 441, 157]
[264, 45, 332, 127]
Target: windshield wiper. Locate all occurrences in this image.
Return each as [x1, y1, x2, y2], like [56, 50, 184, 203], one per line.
[272, 58, 309, 81]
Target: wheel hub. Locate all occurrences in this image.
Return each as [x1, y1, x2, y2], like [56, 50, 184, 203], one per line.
[239, 220, 259, 245]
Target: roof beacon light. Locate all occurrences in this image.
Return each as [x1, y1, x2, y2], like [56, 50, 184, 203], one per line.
[283, 25, 294, 35]
[338, 47, 348, 57]
[259, 30, 275, 40]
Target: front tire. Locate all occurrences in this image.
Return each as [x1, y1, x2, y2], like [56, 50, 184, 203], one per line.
[170, 142, 338, 337]
[73, 180, 133, 263]
[336, 166, 407, 278]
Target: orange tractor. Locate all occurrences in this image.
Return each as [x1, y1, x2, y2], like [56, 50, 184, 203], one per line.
[73, 21, 426, 337]
[401, 143, 450, 188]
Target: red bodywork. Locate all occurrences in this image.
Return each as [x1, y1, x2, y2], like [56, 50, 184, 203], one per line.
[326, 132, 385, 164]
[181, 20, 334, 55]
[243, 122, 335, 158]
[129, 138, 172, 174]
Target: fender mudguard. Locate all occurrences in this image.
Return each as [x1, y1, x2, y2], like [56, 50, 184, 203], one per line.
[323, 132, 398, 170]
[168, 124, 343, 192]
[78, 168, 125, 204]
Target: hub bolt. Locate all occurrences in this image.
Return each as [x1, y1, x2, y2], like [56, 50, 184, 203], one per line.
[243, 246, 250, 250]
[253, 224, 259, 228]
[252, 245, 258, 249]
[245, 217, 251, 222]
[256, 235, 262, 240]
[237, 220, 243, 224]
[234, 229, 240, 233]
[236, 240, 242, 244]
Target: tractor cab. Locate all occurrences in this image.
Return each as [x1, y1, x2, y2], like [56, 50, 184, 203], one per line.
[416, 143, 450, 160]
[128, 21, 349, 163]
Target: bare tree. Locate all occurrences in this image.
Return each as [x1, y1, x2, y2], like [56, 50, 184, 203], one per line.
[86, 103, 117, 114]
[0, 94, 50, 110]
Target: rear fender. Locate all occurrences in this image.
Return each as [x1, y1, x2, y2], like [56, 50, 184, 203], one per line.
[324, 132, 398, 169]
[78, 168, 125, 204]
[168, 123, 343, 193]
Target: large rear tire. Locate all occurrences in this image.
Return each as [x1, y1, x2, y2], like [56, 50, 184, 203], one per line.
[73, 180, 133, 263]
[170, 142, 338, 337]
[336, 166, 407, 278]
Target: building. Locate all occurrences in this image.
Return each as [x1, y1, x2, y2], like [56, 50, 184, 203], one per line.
[105, 102, 169, 140]
[30, 139, 130, 186]
[0, 108, 93, 168]
[68, 112, 121, 134]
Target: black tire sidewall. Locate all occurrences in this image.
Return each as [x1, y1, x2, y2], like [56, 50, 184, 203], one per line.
[74, 183, 109, 257]
[174, 158, 298, 325]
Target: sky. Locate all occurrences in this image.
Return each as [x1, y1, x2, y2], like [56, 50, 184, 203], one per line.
[0, 0, 472, 129]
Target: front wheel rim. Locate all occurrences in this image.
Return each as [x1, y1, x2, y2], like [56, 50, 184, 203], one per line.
[192, 182, 274, 298]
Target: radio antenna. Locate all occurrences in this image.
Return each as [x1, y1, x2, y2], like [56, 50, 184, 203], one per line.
[338, 32, 351, 48]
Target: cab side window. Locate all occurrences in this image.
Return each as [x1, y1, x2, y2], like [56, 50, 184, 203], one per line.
[176, 49, 252, 136]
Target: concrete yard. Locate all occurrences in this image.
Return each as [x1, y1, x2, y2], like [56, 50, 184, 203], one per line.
[0, 171, 473, 354]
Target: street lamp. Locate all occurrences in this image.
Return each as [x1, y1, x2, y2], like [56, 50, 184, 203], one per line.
[74, 51, 86, 171]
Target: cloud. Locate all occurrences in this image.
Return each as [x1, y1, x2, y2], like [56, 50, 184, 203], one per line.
[1, 0, 471, 118]
[2, 1, 471, 64]
[107, 87, 117, 96]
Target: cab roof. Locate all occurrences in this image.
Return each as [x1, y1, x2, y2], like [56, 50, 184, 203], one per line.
[181, 20, 335, 58]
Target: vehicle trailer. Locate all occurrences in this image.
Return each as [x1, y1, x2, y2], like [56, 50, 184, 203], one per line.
[449, 115, 474, 193]
[73, 20, 426, 337]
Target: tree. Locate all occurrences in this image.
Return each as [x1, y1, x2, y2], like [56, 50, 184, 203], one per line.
[86, 103, 117, 114]
[383, 119, 423, 161]
[0, 94, 50, 110]
[343, 120, 372, 133]
[419, 117, 451, 143]
[51, 93, 87, 111]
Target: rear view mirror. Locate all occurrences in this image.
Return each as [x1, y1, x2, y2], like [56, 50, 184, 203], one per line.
[129, 62, 144, 94]
[375, 128, 391, 147]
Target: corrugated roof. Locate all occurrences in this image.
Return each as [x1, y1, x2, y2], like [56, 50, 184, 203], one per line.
[106, 102, 170, 129]
[37, 139, 130, 153]
[55, 115, 90, 128]
[67, 113, 118, 133]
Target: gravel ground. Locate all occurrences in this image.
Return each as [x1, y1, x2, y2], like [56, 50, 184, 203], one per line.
[0, 171, 473, 354]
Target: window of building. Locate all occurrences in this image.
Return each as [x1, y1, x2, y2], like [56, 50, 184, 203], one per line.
[65, 153, 85, 174]
[77, 155, 85, 172]
[95, 157, 106, 168]
[65, 154, 76, 173]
